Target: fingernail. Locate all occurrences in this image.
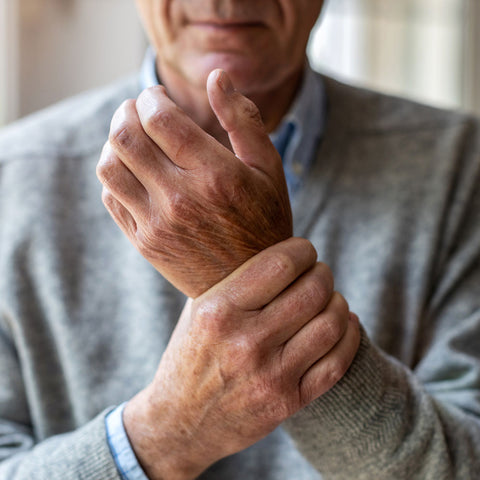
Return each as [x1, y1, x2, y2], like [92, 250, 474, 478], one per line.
[217, 70, 234, 95]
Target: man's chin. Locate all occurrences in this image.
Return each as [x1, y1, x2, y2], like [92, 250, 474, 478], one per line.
[187, 54, 276, 95]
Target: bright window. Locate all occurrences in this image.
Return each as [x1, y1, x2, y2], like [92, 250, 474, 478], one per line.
[308, 0, 480, 113]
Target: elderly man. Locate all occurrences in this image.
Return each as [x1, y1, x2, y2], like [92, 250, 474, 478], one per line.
[0, 0, 479, 479]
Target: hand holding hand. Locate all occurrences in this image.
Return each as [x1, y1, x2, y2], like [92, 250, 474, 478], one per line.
[96, 70, 292, 298]
[123, 238, 361, 480]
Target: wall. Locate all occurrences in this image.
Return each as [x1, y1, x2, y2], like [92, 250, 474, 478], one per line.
[0, 0, 19, 125]
[309, 0, 479, 112]
[0, 0, 146, 125]
[1, 0, 480, 127]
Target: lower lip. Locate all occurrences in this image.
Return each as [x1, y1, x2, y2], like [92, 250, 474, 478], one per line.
[189, 22, 264, 32]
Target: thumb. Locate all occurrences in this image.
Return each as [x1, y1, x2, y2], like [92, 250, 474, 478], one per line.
[207, 69, 281, 175]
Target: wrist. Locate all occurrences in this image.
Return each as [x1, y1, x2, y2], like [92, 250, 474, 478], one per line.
[123, 388, 207, 480]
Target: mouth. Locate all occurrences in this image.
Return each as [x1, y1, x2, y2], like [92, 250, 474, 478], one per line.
[188, 20, 265, 31]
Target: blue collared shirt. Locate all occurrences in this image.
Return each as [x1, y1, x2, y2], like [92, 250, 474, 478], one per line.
[139, 47, 326, 198]
[105, 48, 327, 480]
[269, 62, 326, 198]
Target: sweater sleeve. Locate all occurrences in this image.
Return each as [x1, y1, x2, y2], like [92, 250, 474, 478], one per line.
[0, 412, 122, 479]
[283, 121, 480, 479]
[0, 323, 121, 479]
[284, 327, 480, 479]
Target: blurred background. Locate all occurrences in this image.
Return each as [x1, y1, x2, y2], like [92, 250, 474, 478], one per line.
[1, 0, 480, 127]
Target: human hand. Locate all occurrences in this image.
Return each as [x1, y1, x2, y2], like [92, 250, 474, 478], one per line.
[96, 70, 292, 298]
[123, 238, 361, 480]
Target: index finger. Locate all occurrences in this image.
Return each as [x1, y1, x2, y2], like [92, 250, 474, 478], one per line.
[208, 237, 317, 311]
[136, 86, 230, 171]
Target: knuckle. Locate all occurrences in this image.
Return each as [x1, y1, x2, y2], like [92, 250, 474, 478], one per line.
[320, 310, 346, 347]
[203, 171, 243, 206]
[148, 107, 174, 131]
[259, 396, 292, 423]
[280, 237, 317, 267]
[192, 295, 233, 336]
[267, 251, 296, 280]
[96, 149, 121, 185]
[300, 238, 317, 260]
[136, 85, 163, 113]
[246, 379, 291, 421]
[325, 358, 349, 387]
[326, 317, 345, 346]
[101, 187, 114, 208]
[141, 85, 167, 103]
[109, 101, 137, 151]
[228, 334, 257, 364]
[109, 125, 132, 151]
[95, 160, 108, 183]
[303, 275, 331, 311]
[144, 103, 181, 134]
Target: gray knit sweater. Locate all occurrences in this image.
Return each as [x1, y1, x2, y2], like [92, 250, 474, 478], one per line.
[0, 72, 479, 479]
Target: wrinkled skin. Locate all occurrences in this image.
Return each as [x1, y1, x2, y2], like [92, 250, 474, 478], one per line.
[123, 238, 360, 480]
[97, 70, 292, 297]
[134, 0, 325, 131]
[98, 0, 326, 295]
[96, 1, 360, 478]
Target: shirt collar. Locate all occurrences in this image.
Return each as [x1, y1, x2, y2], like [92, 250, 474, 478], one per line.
[140, 48, 326, 198]
[269, 62, 326, 197]
[140, 46, 160, 90]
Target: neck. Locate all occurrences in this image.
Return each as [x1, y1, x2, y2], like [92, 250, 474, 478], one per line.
[156, 61, 303, 148]
[249, 69, 303, 133]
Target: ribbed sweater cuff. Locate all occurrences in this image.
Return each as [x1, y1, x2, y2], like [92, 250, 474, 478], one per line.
[284, 327, 409, 473]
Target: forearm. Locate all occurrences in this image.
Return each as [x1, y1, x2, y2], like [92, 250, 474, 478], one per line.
[284, 328, 480, 479]
[0, 409, 121, 480]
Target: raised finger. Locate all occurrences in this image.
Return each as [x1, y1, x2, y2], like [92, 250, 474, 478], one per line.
[136, 86, 230, 171]
[109, 99, 172, 191]
[207, 69, 282, 178]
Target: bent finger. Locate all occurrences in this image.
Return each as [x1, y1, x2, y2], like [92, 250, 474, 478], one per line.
[101, 187, 138, 239]
[281, 292, 350, 379]
[299, 312, 361, 406]
[136, 85, 230, 171]
[209, 237, 317, 311]
[96, 142, 149, 216]
[109, 99, 172, 191]
[257, 262, 334, 346]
